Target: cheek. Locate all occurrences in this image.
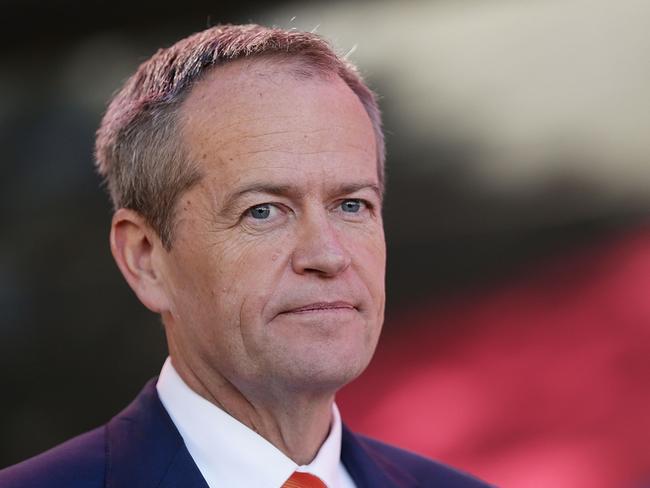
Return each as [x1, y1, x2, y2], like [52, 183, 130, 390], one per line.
[351, 228, 386, 319]
[349, 225, 386, 281]
[216, 234, 293, 319]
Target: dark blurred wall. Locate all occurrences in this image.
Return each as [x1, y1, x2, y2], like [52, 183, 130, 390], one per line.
[0, 0, 290, 465]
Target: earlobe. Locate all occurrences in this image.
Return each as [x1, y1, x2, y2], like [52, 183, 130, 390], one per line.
[110, 208, 170, 313]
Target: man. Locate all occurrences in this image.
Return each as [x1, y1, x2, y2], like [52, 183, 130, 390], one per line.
[0, 24, 490, 487]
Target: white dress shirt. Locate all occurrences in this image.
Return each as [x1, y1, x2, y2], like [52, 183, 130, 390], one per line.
[156, 357, 357, 488]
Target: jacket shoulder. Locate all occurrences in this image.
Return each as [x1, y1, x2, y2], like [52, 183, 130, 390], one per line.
[0, 425, 106, 488]
[354, 433, 493, 487]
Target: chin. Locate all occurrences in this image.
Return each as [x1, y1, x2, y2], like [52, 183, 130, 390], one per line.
[278, 346, 375, 394]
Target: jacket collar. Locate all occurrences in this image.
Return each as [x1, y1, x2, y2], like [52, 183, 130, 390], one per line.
[106, 378, 208, 488]
[341, 424, 419, 488]
[105, 378, 416, 488]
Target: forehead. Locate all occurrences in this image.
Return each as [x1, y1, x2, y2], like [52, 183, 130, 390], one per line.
[178, 58, 377, 181]
[181, 55, 341, 115]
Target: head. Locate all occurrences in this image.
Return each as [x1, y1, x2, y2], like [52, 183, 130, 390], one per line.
[97, 24, 386, 401]
[96, 24, 385, 249]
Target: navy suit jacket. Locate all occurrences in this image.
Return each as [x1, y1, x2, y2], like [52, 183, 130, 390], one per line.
[0, 379, 491, 487]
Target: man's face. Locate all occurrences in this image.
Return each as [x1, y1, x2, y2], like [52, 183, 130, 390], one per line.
[158, 59, 385, 400]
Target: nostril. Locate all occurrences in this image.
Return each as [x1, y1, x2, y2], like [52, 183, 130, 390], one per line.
[291, 245, 351, 276]
[291, 217, 351, 276]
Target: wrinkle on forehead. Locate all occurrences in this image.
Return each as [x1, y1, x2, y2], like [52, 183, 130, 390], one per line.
[178, 58, 373, 153]
[181, 55, 337, 119]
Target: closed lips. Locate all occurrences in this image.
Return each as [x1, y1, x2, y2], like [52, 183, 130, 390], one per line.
[283, 302, 356, 313]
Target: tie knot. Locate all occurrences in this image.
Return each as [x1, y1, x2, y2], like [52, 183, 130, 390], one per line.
[281, 471, 328, 488]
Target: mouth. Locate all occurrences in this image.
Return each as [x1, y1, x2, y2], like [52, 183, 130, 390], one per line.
[281, 301, 357, 314]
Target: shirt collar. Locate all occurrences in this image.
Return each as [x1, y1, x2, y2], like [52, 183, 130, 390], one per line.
[156, 357, 343, 488]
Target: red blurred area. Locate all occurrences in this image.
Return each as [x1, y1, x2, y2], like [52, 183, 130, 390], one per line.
[338, 227, 650, 487]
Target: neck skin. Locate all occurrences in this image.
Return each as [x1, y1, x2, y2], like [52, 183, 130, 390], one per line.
[167, 342, 335, 466]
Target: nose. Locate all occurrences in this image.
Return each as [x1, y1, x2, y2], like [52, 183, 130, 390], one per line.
[291, 211, 351, 277]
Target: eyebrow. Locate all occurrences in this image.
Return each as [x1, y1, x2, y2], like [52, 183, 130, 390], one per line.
[219, 181, 382, 216]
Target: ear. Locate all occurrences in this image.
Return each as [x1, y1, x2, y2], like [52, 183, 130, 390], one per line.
[110, 208, 171, 313]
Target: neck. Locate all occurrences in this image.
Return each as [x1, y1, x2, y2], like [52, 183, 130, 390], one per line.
[169, 352, 335, 465]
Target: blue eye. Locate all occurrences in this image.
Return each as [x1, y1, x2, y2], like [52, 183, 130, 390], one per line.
[249, 204, 271, 219]
[341, 199, 362, 213]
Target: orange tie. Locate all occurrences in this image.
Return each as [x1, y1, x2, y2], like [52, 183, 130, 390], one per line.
[281, 471, 328, 488]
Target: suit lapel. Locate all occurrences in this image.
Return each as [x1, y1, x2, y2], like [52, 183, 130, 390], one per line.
[105, 379, 209, 488]
[341, 424, 419, 488]
[105, 379, 420, 488]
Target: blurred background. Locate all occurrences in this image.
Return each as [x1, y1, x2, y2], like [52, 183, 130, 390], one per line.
[1, 0, 649, 486]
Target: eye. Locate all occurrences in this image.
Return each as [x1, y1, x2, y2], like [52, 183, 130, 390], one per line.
[248, 204, 273, 220]
[340, 199, 363, 213]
